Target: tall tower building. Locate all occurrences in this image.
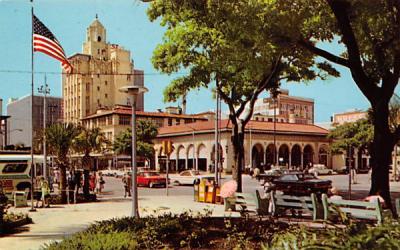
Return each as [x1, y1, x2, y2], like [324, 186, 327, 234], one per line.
[63, 17, 144, 123]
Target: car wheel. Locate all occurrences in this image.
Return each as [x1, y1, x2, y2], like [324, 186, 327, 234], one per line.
[173, 181, 180, 186]
[149, 182, 154, 188]
[328, 171, 332, 175]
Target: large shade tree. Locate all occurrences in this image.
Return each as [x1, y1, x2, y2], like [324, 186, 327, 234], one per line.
[73, 127, 108, 198]
[262, 0, 400, 211]
[45, 123, 79, 203]
[147, 0, 338, 191]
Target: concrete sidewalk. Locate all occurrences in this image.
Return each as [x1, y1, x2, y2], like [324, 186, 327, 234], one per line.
[0, 196, 230, 250]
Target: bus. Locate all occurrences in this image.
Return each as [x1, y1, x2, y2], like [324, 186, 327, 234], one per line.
[0, 154, 49, 195]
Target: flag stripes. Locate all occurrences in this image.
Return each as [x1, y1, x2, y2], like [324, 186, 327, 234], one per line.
[33, 15, 72, 73]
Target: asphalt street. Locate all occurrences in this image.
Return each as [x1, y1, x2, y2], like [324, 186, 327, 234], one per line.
[99, 172, 400, 201]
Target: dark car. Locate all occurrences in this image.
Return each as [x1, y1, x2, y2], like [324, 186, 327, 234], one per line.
[272, 172, 332, 196]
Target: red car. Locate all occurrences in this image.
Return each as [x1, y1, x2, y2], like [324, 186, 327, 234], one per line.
[137, 171, 167, 188]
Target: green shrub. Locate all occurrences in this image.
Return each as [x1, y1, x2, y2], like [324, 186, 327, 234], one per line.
[264, 220, 400, 250]
[44, 232, 138, 250]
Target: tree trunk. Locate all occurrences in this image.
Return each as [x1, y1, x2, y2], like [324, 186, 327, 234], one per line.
[231, 121, 245, 192]
[369, 102, 396, 214]
[59, 163, 67, 204]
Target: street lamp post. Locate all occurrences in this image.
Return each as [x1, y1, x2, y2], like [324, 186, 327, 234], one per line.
[38, 75, 50, 180]
[119, 85, 148, 218]
[271, 88, 280, 165]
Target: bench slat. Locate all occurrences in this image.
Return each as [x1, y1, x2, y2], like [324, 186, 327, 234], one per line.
[328, 199, 378, 208]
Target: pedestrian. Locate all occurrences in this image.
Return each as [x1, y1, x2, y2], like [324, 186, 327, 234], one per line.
[122, 173, 131, 198]
[351, 165, 357, 184]
[96, 172, 105, 194]
[328, 187, 342, 200]
[89, 172, 96, 192]
[253, 167, 260, 178]
[36, 177, 50, 208]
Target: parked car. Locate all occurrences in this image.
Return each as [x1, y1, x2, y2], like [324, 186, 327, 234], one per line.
[336, 166, 349, 174]
[137, 171, 167, 188]
[256, 169, 286, 183]
[170, 170, 215, 185]
[272, 172, 332, 196]
[308, 164, 334, 175]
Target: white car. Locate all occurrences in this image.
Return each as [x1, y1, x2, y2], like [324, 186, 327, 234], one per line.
[308, 164, 334, 175]
[170, 170, 215, 185]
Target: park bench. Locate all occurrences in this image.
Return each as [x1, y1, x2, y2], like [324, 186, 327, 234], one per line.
[224, 190, 269, 216]
[396, 198, 400, 216]
[321, 194, 383, 224]
[270, 191, 318, 220]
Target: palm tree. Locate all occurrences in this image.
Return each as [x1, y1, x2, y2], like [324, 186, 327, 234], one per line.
[73, 127, 108, 198]
[45, 123, 79, 203]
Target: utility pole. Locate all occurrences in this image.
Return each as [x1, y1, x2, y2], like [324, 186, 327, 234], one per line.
[38, 75, 50, 180]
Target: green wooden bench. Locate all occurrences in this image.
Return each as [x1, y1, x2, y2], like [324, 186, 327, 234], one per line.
[396, 198, 400, 216]
[321, 194, 383, 224]
[271, 191, 318, 220]
[224, 190, 269, 216]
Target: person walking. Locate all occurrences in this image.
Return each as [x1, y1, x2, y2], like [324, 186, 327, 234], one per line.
[122, 173, 132, 198]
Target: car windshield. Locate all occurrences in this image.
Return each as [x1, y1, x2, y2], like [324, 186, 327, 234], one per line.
[191, 171, 200, 175]
[144, 172, 159, 177]
[279, 174, 299, 181]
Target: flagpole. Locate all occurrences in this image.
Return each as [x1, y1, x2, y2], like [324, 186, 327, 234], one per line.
[29, 0, 36, 212]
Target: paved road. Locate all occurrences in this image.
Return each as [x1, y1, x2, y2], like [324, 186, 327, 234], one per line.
[99, 172, 400, 201]
[99, 174, 264, 199]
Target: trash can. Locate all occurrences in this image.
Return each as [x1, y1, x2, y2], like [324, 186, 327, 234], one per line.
[205, 184, 215, 203]
[193, 179, 200, 202]
[13, 191, 28, 208]
[198, 179, 207, 202]
[215, 186, 222, 204]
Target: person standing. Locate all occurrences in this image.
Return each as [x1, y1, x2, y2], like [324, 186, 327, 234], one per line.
[351, 165, 357, 184]
[37, 177, 50, 208]
[96, 172, 105, 194]
[122, 173, 132, 198]
[89, 172, 96, 193]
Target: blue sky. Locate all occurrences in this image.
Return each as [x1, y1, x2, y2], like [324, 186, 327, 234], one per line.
[0, 0, 374, 123]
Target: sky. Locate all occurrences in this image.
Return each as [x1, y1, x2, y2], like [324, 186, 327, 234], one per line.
[0, 0, 378, 123]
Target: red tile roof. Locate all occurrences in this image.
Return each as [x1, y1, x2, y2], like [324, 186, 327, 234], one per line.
[158, 119, 328, 136]
[81, 106, 208, 120]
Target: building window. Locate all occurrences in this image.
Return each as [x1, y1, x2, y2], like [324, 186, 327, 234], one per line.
[105, 81, 107, 86]
[168, 118, 173, 126]
[176, 119, 180, 125]
[119, 116, 130, 125]
[97, 86, 100, 91]
[105, 94, 108, 98]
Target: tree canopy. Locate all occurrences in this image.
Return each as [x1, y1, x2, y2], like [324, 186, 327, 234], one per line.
[328, 118, 373, 153]
[113, 120, 158, 160]
[147, 0, 339, 191]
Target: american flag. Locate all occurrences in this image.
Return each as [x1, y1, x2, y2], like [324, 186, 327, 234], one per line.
[33, 15, 72, 73]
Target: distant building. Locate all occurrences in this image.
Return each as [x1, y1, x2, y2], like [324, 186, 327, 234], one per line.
[332, 109, 367, 125]
[81, 105, 209, 143]
[63, 17, 144, 123]
[243, 89, 314, 124]
[7, 95, 63, 147]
